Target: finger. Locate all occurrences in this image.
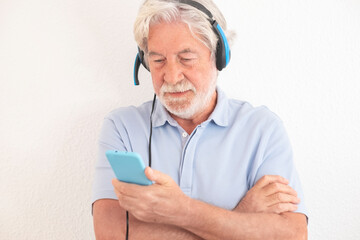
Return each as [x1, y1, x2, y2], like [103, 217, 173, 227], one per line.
[112, 179, 128, 200]
[112, 178, 129, 193]
[112, 179, 144, 209]
[112, 178, 120, 189]
[263, 182, 298, 197]
[267, 193, 301, 207]
[254, 175, 289, 189]
[267, 202, 298, 214]
[145, 167, 172, 186]
[111, 178, 144, 197]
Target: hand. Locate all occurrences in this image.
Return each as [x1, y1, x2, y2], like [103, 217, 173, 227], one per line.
[112, 167, 190, 225]
[234, 175, 300, 214]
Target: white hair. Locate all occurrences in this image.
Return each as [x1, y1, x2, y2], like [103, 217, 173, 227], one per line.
[133, 0, 235, 66]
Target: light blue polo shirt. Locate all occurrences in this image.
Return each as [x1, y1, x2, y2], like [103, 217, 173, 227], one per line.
[92, 88, 307, 215]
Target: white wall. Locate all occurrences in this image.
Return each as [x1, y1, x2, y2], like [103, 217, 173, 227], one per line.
[1, 0, 359, 239]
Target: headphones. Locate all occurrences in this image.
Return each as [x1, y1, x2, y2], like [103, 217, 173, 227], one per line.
[133, 0, 231, 85]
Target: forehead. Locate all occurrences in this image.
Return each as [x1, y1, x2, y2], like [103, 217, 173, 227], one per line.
[147, 21, 210, 54]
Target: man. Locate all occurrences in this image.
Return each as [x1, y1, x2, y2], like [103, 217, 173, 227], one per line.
[92, 0, 308, 239]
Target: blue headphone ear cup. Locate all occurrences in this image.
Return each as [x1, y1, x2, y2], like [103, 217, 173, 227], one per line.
[212, 21, 231, 71]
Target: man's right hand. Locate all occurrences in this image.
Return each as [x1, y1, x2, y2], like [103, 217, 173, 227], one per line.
[234, 175, 300, 214]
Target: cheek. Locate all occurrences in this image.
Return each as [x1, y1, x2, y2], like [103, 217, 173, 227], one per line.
[150, 71, 163, 94]
[187, 71, 212, 92]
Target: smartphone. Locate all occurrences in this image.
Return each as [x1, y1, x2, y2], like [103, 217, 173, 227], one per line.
[105, 150, 153, 186]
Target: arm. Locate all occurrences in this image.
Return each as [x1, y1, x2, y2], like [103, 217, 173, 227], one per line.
[182, 199, 307, 240]
[112, 168, 307, 240]
[93, 199, 203, 240]
[94, 175, 301, 240]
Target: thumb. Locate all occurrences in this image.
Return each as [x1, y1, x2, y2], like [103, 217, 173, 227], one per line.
[145, 167, 171, 186]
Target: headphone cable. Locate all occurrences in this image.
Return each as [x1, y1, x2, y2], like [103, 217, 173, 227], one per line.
[148, 93, 157, 168]
[125, 93, 156, 240]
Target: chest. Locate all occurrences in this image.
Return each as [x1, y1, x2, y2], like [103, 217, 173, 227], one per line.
[150, 124, 259, 210]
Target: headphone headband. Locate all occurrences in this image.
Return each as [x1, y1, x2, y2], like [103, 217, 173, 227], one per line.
[178, 0, 213, 19]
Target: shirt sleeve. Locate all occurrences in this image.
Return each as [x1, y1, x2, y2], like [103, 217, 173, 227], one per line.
[91, 117, 128, 205]
[252, 119, 308, 217]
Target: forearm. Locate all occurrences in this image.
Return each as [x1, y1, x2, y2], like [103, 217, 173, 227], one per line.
[128, 214, 203, 240]
[93, 199, 202, 240]
[178, 199, 307, 240]
[109, 171, 307, 239]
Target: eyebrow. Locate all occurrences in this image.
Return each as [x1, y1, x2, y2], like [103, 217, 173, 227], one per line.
[148, 48, 197, 57]
[148, 51, 163, 57]
[178, 48, 193, 54]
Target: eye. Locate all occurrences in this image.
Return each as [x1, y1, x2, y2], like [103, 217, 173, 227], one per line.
[154, 59, 164, 63]
[151, 56, 165, 63]
[151, 58, 166, 66]
[180, 57, 197, 66]
[148, 53, 165, 65]
[181, 58, 193, 62]
[179, 52, 197, 65]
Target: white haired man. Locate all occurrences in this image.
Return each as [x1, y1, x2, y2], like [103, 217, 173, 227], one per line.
[92, 0, 308, 239]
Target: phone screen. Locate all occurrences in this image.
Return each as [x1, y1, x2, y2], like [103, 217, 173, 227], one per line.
[106, 150, 153, 186]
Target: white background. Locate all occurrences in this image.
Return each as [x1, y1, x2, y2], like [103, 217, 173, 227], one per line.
[1, 0, 360, 239]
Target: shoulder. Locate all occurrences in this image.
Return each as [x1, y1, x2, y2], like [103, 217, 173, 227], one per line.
[215, 88, 282, 128]
[227, 98, 282, 128]
[105, 100, 154, 126]
[100, 100, 154, 141]
[98, 100, 155, 153]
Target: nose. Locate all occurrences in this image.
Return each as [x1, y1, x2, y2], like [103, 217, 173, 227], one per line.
[163, 61, 184, 85]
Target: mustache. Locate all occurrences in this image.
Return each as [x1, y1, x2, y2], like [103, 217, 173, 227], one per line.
[160, 79, 196, 94]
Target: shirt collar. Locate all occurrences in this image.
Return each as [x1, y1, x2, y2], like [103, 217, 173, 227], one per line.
[152, 86, 229, 128]
[152, 100, 178, 128]
[208, 87, 229, 127]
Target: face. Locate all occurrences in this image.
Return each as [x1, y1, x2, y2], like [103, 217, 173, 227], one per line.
[147, 21, 218, 120]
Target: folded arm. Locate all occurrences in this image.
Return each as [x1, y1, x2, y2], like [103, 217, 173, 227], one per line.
[94, 168, 307, 240]
[181, 200, 307, 240]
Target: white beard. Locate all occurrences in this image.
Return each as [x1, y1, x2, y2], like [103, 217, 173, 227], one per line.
[158, 77, 217, 119]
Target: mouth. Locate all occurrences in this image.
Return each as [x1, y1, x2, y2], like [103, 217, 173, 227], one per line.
[164, 90, 193, 98]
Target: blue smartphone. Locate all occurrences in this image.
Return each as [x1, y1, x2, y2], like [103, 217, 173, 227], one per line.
[105, 150, 153, 186]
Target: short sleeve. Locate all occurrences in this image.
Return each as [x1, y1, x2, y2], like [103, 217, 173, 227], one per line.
[253, 119, 308, 216]
[91, 117, 127, 204]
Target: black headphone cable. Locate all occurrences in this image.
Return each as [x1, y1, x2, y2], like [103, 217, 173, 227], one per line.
[125, 93, 156, 240]
[148, 93, 157, 167]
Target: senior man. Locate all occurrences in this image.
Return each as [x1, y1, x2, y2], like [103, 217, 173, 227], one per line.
[92, 0, 308, 239]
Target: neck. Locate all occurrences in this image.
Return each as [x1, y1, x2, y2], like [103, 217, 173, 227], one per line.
[170, 91, 217, 134]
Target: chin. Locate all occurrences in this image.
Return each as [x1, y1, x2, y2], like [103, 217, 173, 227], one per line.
[165, 100, 204, 119]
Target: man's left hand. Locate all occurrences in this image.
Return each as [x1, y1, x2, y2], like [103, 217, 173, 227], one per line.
[234, 175, 300, 214]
